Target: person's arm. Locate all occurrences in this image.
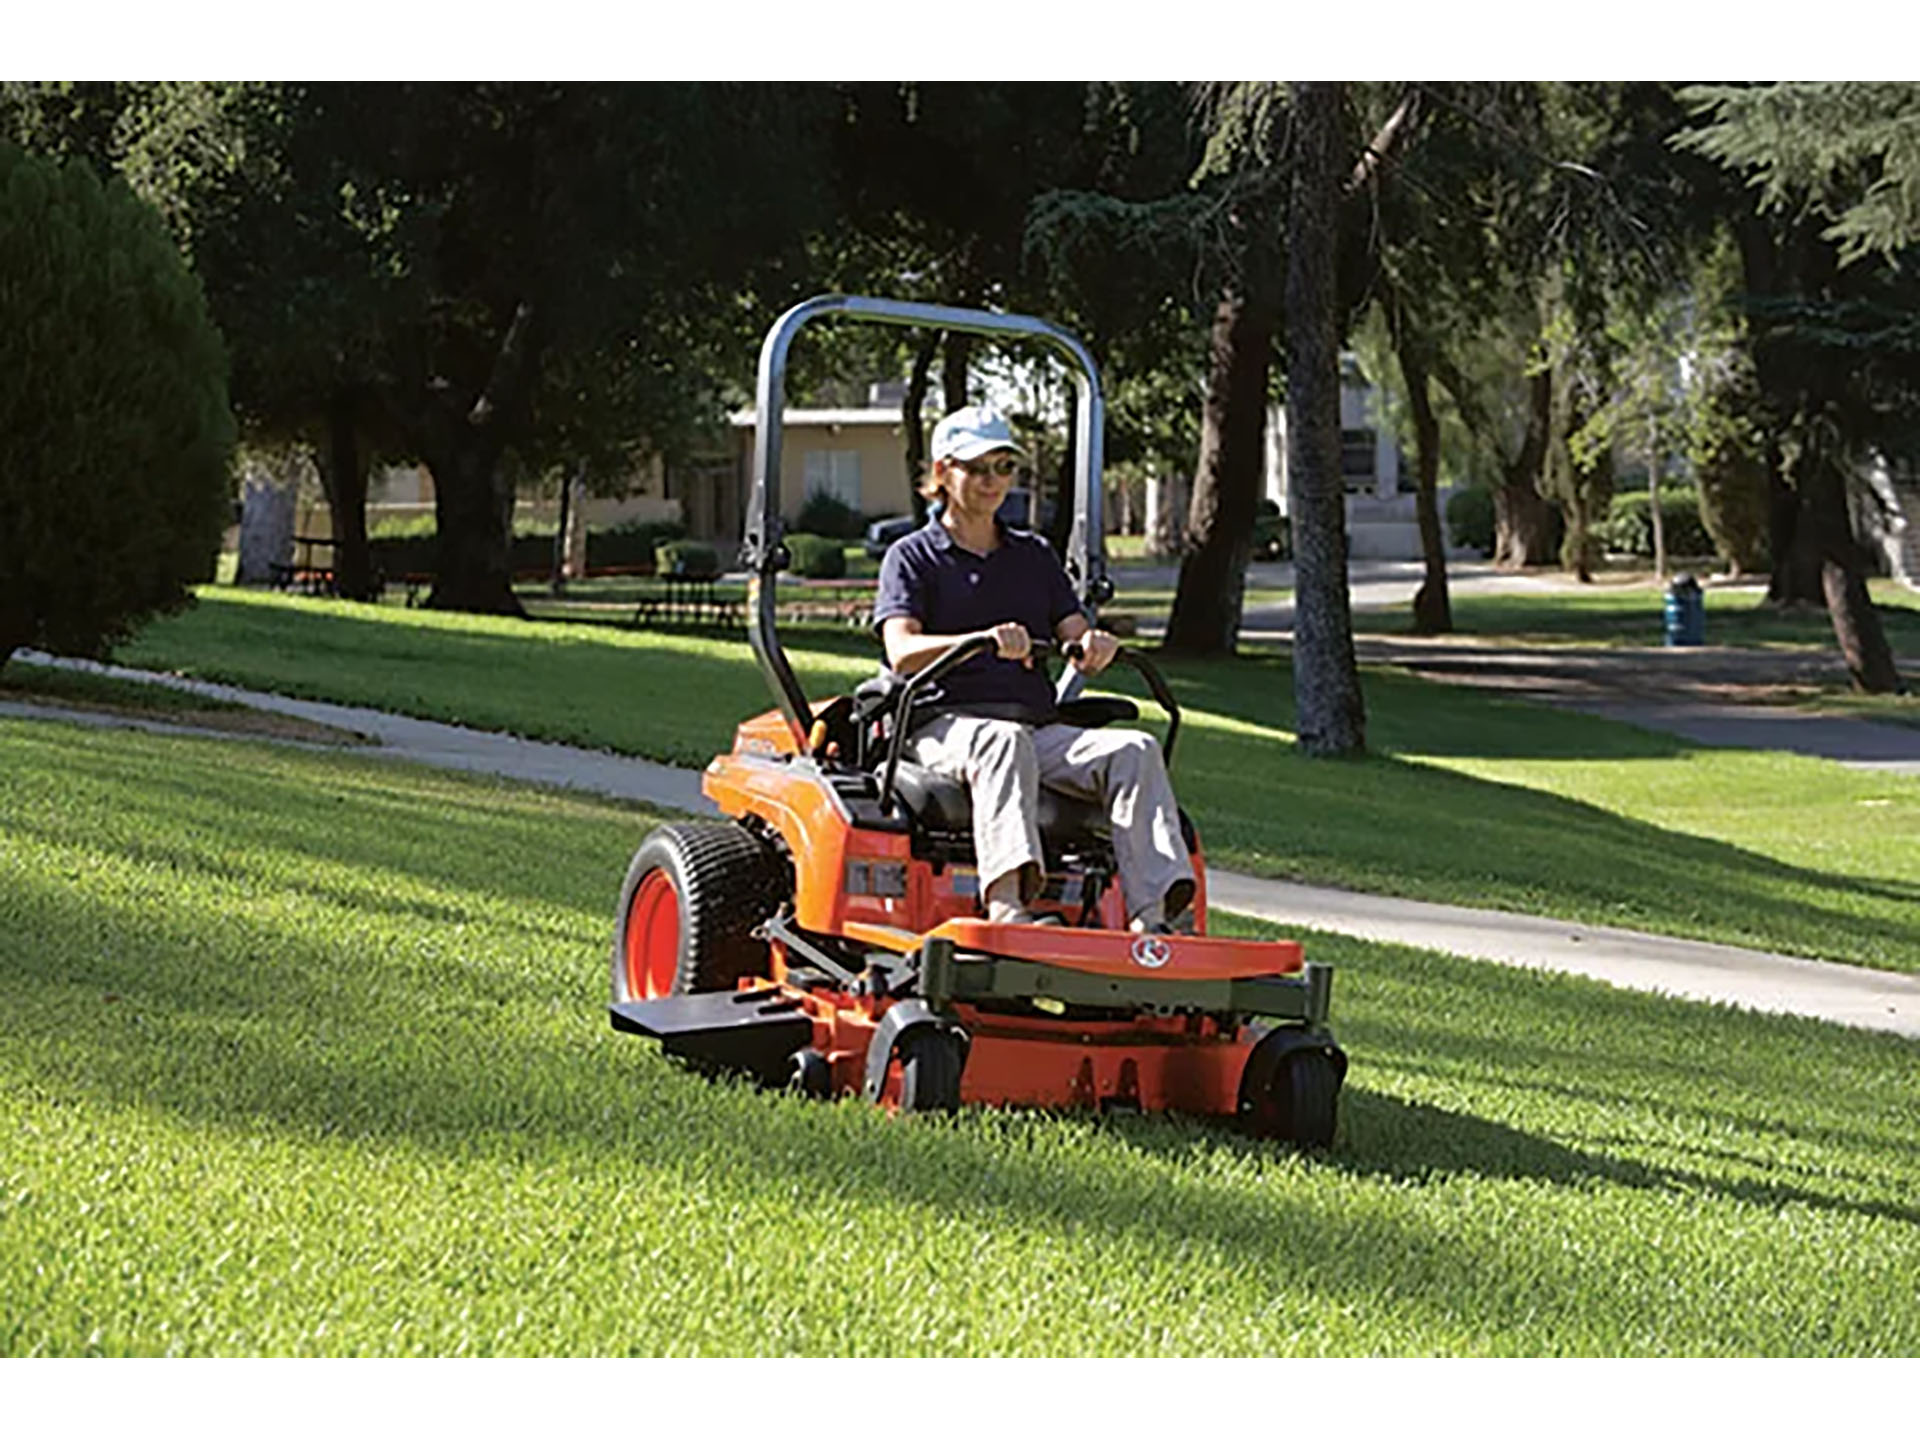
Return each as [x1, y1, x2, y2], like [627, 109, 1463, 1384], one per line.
[883, 615, 1032, 675]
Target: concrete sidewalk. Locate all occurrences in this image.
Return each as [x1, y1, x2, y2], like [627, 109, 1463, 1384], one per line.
[14, 650, 1919, 1041]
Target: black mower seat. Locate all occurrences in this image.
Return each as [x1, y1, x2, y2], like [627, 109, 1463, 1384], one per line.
[889, 760, 1108, 845]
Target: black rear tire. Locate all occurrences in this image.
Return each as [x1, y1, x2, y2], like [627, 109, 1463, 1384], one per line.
[895, 1028, 963, 1114]
[610, 822, 783, 1005]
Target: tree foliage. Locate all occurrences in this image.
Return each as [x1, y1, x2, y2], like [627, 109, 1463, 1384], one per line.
[1677, 82, 1911, 690]
[0, 142, 234, 667]
[1678, 82, 1920, 265]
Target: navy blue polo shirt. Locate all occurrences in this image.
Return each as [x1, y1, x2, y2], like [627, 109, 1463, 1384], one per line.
[872, 516, 1084, 721]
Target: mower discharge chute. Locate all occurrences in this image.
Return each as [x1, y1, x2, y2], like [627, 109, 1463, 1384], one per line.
[608, 295, 1347, 1146]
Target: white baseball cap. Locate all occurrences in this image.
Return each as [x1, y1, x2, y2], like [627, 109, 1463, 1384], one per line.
[931, 405, 1027, 463]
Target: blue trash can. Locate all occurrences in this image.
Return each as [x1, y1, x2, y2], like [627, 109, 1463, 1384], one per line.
[1664, 574, 1705, 647]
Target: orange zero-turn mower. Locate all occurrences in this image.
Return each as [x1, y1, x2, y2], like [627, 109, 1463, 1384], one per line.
[608, 296, 1347, 1146]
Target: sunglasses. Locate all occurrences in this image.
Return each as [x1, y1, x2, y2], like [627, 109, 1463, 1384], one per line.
[954, 456, 1019, 479]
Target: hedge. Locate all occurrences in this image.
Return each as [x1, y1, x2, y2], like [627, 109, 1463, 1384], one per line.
[1602, 487, 1716, 559]
[784, 532, 848, 579]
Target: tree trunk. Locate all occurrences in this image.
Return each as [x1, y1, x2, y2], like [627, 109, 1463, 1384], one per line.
[1766, 439, 1823, 604]
[323, 392, 377, 601]
[1394, 324, 1451, 635]
[1493, 487, 1558, 568]
[1145, 473, 1184, 558]
[1162, 290, 1271, 656]
[1493, 367, 1557, 568]
[1823, 560, 1903, 692]
[563, 470, 588, 579]
[414, 302, 537, 617]
[904, 331, 939, 526]
[424, 434, 521, 615]
[551, 464, 578, 595]
[1286, 81, 1366, 757]
[1648, 417, 1667, 582]
[0, 610, 26, 673]
[1044, 376, 1076, 556]
[237, 457, 297, 585]
[941, 331, 973, 415]
[1791, 435, 1904, 692]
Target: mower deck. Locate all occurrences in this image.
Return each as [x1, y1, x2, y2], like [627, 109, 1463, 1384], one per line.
[612, 926, 1338, 1120]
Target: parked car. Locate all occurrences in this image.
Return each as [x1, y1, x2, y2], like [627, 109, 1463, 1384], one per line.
[862, 513, 918, 560]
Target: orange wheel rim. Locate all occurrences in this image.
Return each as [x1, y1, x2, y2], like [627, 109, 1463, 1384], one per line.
[624, 870, 680, 998]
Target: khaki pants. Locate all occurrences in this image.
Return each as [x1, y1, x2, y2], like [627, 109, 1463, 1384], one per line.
[905, 716, 1194, 923]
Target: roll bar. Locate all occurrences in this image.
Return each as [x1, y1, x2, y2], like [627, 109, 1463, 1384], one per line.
[742, 295, 1113, 751]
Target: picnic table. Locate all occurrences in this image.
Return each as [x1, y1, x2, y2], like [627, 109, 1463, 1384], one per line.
[629, 574, 745, 630]
[269, 535, 338, 595]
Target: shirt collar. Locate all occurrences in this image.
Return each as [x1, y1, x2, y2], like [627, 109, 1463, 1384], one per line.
[926, 512, 1009, 553]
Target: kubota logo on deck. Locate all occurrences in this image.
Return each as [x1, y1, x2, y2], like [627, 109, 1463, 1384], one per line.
[1130, 935, 1172, 969]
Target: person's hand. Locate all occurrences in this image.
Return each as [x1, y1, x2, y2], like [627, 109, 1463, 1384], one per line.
[1072, 629, 1120, 676]
[985, 622, 1032, 664]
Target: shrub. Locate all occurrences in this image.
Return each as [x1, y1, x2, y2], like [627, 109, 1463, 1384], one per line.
[784, 532, 848, 579]
[795, 490, 865, 541]
[659, 540, 720, 578]
[1695, 454, 1771, 575]
[0, 145, 234, 667]
[589, 518, 684, 570]
[1603, 487, 1716, 559]
[1445, 486, 1495, 556]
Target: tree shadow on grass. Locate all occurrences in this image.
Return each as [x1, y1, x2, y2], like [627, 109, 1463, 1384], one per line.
[11, 842, 1919, 1354]
[8, 703, 1919, 1350]
[1119, 658, 1920, 969]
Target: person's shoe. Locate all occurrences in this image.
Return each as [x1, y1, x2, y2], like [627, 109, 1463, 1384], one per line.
[1128, 905, 1168, 935]
[1163, 877, 1196, 926]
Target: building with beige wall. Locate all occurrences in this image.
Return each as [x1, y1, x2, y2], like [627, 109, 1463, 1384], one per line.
[292, 402, 921, 554]
[726, 406, 917, 528]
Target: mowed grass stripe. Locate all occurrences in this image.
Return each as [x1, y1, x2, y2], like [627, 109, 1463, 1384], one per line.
[3, 717, 1917, 1355]
[110, 589, 1920, 972]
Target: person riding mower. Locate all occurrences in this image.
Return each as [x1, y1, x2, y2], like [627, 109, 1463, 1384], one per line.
[607, 295, 1346, 1146]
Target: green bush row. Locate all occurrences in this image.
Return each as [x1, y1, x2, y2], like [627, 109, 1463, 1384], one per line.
[1445, 486, 1495, 555]
[1601, 487, 1715, 559]
[795, 491, 867, 541]
[783, 532, 848, 579]
[1443, 484, 1721, 563]
[365, 518, 689, 577]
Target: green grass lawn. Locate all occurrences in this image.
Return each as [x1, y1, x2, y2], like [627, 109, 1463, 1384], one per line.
[105, 588, 1920, 972]
[4, 716, 1916, 1356]
[1355, 580, 1920, 652]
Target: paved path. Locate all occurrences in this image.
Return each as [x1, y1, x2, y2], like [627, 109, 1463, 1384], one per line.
[1346, 634, 1920, 775]
[13, 649, 1919, 1041]
[1124, 562, 1920, 775]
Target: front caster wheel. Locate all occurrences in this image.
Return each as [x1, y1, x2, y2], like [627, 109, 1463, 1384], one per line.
[1240, 1030, 1345, 1149]
[895, 1028, 963, 1114]
[789, 1048, 832, 1099]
